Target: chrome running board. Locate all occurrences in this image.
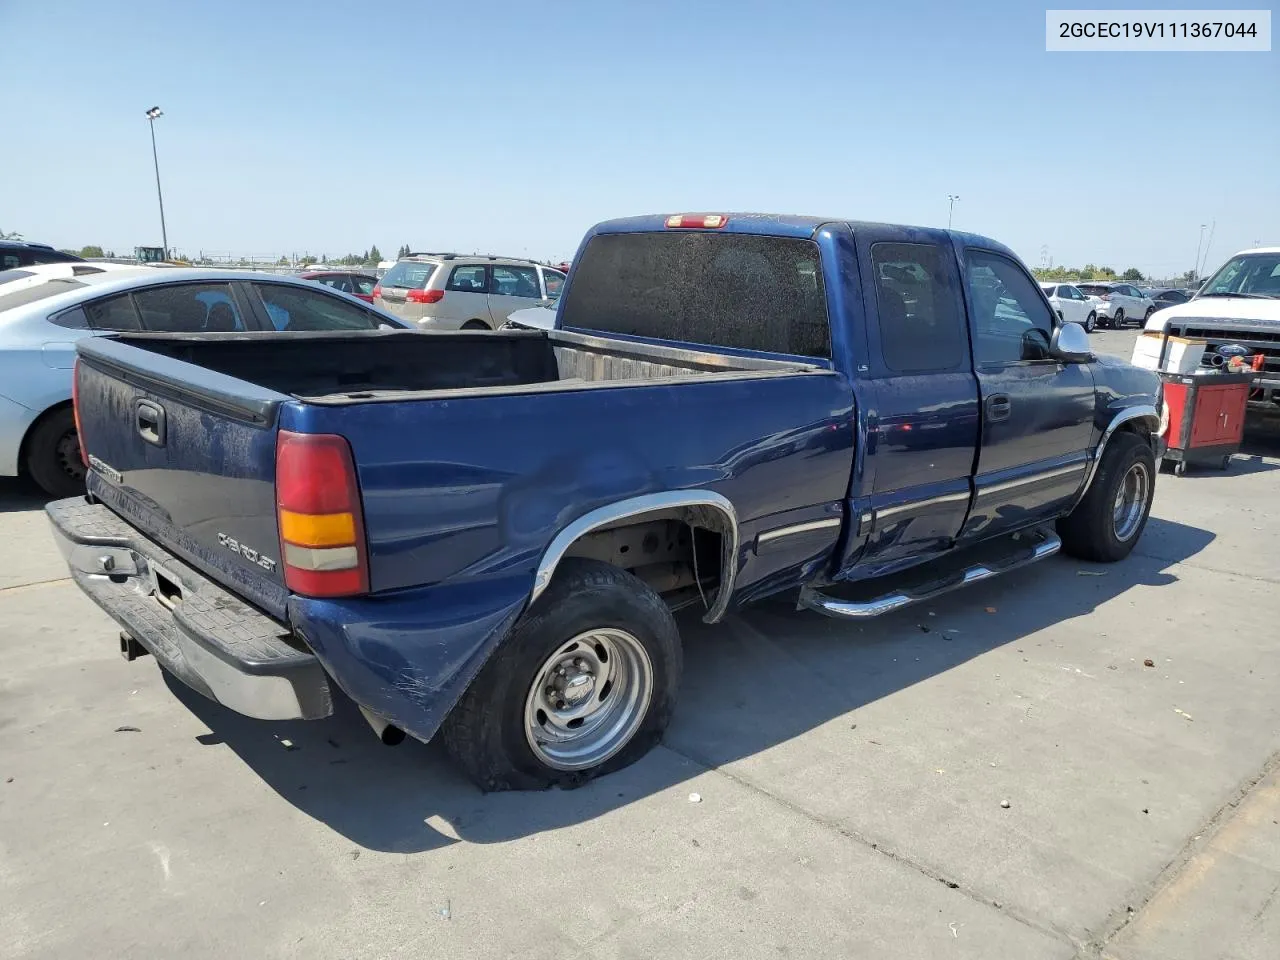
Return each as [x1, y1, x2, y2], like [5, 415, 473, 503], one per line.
[798, 528, 1061, 620]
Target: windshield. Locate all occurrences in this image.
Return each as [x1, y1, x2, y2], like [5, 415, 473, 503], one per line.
[380, 261, 438, 289]
[1200, 254, 1280, 298]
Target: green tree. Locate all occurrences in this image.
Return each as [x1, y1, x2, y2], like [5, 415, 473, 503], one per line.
[0, 227, 21, 240]
[277, 256, 289, 265]
[78, 245, 105, 258]
[366, 244, 382, 265]
[1121, 267, 1144, 282]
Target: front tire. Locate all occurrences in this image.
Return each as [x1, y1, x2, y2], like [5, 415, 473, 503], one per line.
[1058, 432, 1155, 562]
[1084, 312, 1096, 333]
[25, 408, 85, 498]
[441, 559, 682, 791]
[1144, 307, 1155, 323]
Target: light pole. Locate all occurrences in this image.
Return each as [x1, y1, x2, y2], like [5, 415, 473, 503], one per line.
[947, 195, 960, 229]
[1192, 223, 1207, 282]
[145, 106, 169, 257]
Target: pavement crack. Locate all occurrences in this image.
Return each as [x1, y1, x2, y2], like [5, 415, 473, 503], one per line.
[1134, 550, 1280, 585]
[1082, 747, 1280, 957]
[658, 741, 1081, 952]
[0, 576, 72, 594]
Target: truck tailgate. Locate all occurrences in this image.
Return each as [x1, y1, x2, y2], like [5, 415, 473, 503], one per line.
[75, 337, 291, 619]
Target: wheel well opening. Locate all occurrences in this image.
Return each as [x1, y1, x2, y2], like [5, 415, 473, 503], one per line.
[561, 507, 730, 615]
[17, 400, 74, 476]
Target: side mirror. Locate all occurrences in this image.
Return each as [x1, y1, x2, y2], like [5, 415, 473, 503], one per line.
[1050, 322, 1093, 363]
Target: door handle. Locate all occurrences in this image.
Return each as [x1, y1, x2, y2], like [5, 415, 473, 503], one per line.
[985, 394, 1012, 422]
[136, 399, 166, 446]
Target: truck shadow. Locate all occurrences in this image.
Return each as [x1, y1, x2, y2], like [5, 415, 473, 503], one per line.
[169, 515, 1214, 853]
[0, 478, 49, 515]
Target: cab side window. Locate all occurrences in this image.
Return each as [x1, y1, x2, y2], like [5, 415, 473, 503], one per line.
[965, 251, 1054, 365]
[870, 242, 967, 373]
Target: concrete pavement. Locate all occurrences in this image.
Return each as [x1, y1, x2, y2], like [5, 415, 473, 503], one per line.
[1, 328, 1277, 959]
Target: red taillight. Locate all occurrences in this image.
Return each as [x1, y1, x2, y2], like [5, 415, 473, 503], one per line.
[405, 288, 444, 304]
[665, 214, 729, 229]
[71, 359, 88, 467]
[371, 285, 382, 299]
[276, 431, 369, 597]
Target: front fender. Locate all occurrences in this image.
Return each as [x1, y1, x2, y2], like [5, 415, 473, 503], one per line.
[289, 572, 532, 742]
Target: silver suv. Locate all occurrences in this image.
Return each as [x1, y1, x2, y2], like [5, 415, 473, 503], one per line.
[373, 254, 566, 329]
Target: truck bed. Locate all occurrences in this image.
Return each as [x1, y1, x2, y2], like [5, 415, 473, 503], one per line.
[118, 328, 818, 402]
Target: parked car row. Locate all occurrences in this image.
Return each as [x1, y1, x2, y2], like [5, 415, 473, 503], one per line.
[371, 254, 567, 329]
[0, 264, 408, 496]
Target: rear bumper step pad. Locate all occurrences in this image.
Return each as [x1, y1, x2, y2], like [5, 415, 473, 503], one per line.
[46, 497, 332, 721]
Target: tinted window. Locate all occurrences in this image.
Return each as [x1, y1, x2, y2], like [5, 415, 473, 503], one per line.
[380, 261, 437, 289]
[254, 283, 379, 331]
[542, 269, 566, 298]
[0, 269, 35, 285]
[48, 306, 90, 329]
[561, 232, 830, 358]
[1077, 284, 1108, 297]
[317, 275, 354, 294]
[84, 294, 142, 331]
[354, 276, 376, 295]
[447, 265, 488, 293]
[870, 242, 966, 373]
[491, 265, 541, 298]
[1040, 285, 1056, 298]
[966, 251, 1053, 365]
[0, 254, 19, 270]
[132, 283, 246, 332]
[26, 249, 79, 265]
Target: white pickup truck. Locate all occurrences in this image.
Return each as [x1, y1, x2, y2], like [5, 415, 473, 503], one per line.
[1140, 247, 1280, 411]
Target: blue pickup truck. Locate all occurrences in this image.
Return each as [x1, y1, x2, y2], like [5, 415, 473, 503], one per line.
[49, 213, 1164, 790]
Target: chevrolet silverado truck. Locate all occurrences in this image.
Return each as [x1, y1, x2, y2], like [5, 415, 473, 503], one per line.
[1141, 246, 1280, 412]
[49, 213, 1163, 790]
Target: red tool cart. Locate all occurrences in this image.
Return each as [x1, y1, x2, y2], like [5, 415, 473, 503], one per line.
[1159, 371, 1252, 476]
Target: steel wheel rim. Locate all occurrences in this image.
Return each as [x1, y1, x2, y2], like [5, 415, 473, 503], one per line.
[523, 628, 653, 771]
[55, 430, 85, 482]
[1112, 462, 1149, 541]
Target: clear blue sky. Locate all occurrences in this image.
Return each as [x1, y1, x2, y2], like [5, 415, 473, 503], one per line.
[3, 1, 1276, 276]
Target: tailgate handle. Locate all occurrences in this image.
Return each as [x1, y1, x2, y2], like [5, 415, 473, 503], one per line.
[136, 399, 166, 446]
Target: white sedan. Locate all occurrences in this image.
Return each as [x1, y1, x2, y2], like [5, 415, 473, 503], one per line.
[1040, 282, 1098, 333]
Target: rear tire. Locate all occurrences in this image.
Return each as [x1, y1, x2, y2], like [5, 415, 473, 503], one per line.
[1085, 312, 1096, 333]
[1113, 308, 1125, 327]
[24, 408, 85, 498]
[441, 559, 682, 791]
[461, 319, 490, 331]
[1144, 307, 1155, 324]
[1058, 432, 1155, 562]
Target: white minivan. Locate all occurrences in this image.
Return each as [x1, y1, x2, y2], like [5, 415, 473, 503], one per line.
[373, 254, 567, 330]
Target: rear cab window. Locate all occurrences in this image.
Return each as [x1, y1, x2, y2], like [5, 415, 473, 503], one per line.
[380, 261, 438, 289]
[560, 232, 830, 358]
[870, 242, 967, 373]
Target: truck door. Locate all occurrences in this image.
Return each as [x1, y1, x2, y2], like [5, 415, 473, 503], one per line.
[838, 231, 981, 576]
[960, 247, 1096, 541]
